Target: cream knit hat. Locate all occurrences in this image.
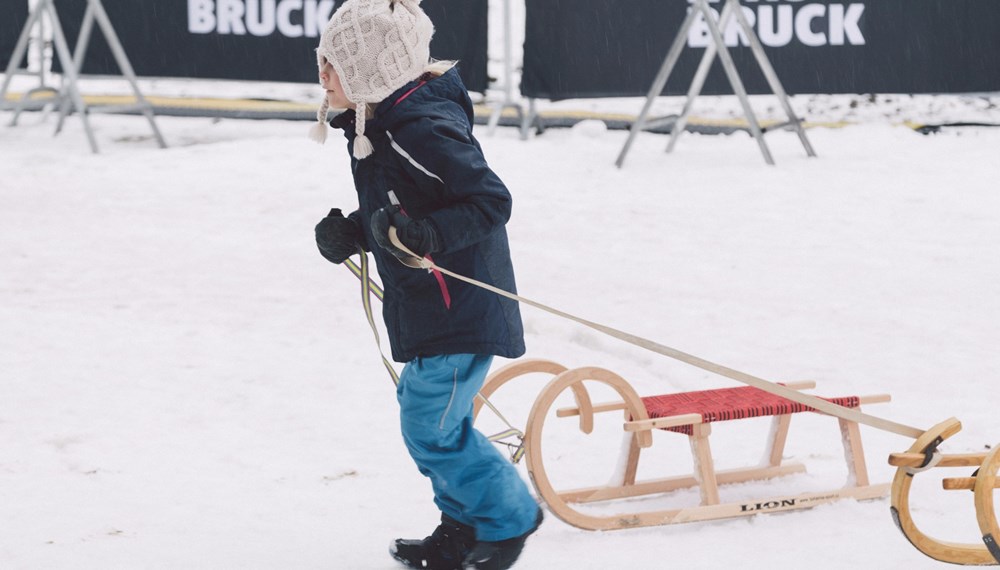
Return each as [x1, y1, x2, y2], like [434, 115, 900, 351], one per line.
[311, 0, 435, 159]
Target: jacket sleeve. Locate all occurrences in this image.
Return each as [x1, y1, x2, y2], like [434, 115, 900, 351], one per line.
[390, 117, 512, 254]
[347, 209, 370, 252]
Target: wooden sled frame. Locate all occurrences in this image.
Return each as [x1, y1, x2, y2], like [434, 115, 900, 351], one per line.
[887, 417, 1000, 565]
[381, 230, 996, 561]
[475, 358, 892, 531]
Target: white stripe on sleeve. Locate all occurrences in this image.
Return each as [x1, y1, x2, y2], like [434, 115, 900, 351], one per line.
[387, 132, 443, 183]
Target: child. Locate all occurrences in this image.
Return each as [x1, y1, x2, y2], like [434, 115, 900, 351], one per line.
[310, 1, 542, 569]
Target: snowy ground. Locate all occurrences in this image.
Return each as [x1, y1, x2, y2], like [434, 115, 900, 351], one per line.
[2, 84, 999, 570]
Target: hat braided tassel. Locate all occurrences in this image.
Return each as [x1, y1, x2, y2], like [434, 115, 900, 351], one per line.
[353, 107, 374, 159]
[309, 99, 330, 144]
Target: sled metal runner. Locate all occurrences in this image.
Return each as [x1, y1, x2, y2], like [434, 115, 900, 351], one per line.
[376, 230, 999, 565]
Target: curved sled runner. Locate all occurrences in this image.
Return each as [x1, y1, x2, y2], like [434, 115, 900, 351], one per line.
[888, 418, 1000, 565]
[477, 358, 892, 531]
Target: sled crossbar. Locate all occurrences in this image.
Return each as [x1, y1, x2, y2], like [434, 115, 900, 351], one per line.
[942, 477, 1000, 491]
[889, 452, 985, 468]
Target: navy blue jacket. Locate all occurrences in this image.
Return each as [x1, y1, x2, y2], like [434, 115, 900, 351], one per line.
[330, 68, 526, 363]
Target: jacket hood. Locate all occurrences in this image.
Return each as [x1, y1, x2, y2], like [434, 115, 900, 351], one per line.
[330, 67, 474, 135]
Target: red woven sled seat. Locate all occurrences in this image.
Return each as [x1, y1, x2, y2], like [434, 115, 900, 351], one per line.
[641, 385, 860, 436]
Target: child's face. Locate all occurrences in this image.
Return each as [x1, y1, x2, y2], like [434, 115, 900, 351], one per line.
[319, 60, 353, 110]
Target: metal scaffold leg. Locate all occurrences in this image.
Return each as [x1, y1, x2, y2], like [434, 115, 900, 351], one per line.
[616, 0, 814, 168]
[1, 0, 167, 153]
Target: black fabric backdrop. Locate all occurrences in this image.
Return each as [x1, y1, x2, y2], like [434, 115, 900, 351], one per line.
[50, 0, 488, 92]
[522, 0, 1000, 99]
[1, 0, 31, 71]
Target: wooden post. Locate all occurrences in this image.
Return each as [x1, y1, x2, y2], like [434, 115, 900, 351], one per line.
[764, 414, 792, 467]
[622, 431, 642, 487]
[690, 423, 720, 506]
[839, 418, 870, 487]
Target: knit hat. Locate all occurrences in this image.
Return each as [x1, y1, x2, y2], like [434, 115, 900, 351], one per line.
[311, 0, 435, 158]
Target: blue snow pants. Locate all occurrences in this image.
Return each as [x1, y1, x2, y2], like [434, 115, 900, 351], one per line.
[397, 354, 539, 542]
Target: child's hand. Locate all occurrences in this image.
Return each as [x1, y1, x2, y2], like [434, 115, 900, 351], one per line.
[315, 208, 363, 264]
[371, 205, 441, 260]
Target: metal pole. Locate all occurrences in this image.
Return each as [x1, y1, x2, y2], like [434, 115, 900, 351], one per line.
[0, 1, 44, 112]
[503, 0, 514, 105]
[42, 0, 99, 152]
[88, 0, 166, 148]
[698, 0, 773, 165]
[731, 2, 815, 157]
[666, 0, 737, 155]
[487, 0, 527, 138]
[614, 6, 700, 168]
[56, 0, 95, 134]
[486, 0, 508, 136]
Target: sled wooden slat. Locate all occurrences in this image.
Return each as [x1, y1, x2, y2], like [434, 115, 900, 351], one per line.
[943, 477, 977, 491]
[557, 462, 807, 503]
[624, 413, 704, 432]
[556, 485, 891, 530]
[556, 400, 628, 417]
[855, 394, 893, 405]
[943, 477, 1000, 491]
[888, 452, 986, 468]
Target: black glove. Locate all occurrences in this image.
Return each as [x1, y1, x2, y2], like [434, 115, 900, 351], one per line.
[315, 208, 363, 264]
[370, 204, 441, 259]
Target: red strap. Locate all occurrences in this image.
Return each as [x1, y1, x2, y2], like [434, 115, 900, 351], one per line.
[394, 81, 427, 106]
[396, 203, 452, 310]
[641, 386, 861, 436]
[426, 255, 452, 310]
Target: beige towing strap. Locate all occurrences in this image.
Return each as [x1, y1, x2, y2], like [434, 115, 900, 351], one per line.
[386, 228, 926, 440]
[342, 253, 527, 461]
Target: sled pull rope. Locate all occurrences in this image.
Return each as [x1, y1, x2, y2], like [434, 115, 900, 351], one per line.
[342, 254, 527, 461]
[352, 250, 399, 386]
[386, 228, 926, 440]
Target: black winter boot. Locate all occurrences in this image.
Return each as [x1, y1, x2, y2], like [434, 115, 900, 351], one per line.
[462, 509, 543, 570]
[390, 513, 476, 570]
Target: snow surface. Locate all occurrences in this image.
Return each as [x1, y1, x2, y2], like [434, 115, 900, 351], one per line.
[2, 81, 1000, 570]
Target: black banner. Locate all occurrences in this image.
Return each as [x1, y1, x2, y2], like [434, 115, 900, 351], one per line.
[52, 0, 488, 92]
[1, 0, 31, 71]
[522, 0, 1000, 99]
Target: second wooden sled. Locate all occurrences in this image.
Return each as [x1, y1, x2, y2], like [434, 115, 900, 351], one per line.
[476, 358, 892, 531]
[886, 417, 1000, 565]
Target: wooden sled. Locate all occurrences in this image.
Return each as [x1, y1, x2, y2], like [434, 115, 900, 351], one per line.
[380, 228, 998, 561]
[475, 358, 892, 531]
[887, 418, 1000, 565]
